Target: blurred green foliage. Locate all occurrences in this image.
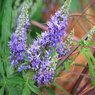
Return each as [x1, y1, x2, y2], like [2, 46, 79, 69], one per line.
[70, 0, 90, 12]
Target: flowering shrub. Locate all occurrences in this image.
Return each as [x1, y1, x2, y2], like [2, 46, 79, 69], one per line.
[0, 0, 95, 95]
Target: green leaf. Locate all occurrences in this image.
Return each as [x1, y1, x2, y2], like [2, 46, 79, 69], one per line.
[86, 42, 95, 46]
[45, 87, 55, 95]
[84, 52, 95, 88]
[28, 81, 42, 95]
[55, 66, 63, 77]
[80, 48, 90, 54]
[36, 32, 42, 38]
[6, 65, 14, 77]
[64, 61, 70, 72]
[0, 86, 4, 95]
[52, 82, 71, 95]
[80, 48, 95, 88]
[89, 53, 95, 65]
[7, 85, 22, 95]
[79, 40, 88, 46]
[6, 75, 24, 86]
[22, 85, 31, 95]
[1, 0, 12, 43]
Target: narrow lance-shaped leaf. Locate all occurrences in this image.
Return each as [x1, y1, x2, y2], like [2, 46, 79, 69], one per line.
[52, 82, 71, 95]
[28, 80, 42, 95]
[22, 84, 31, 95]
[84, 52, 95, 88]
[64, 60, 70, 72]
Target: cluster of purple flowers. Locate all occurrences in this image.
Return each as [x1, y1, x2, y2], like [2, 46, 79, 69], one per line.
[9, 0, 71, 86]
[9, 2, 30, 67]
[26, 38, 58, 85]
[42, 5, 69, 48]
[26, 0, 71, 85]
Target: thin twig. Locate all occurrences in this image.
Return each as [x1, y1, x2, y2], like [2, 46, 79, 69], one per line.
[85, 13, 95, 17]
[70, 13, 82, 16]
[31, 20, 79, 42]
[76, 80, 90, 95]
[70, 64, 88, 94]
[31, 20, 48, 31]
[73, 16, 88, 33]
[70, 13, 95, 18]
[73, 63, 88, 68]
[82, 87, 95, 95]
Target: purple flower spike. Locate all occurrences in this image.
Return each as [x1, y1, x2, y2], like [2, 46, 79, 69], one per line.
[9, 2, 30, 67]
[26, 0, 71, 86]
